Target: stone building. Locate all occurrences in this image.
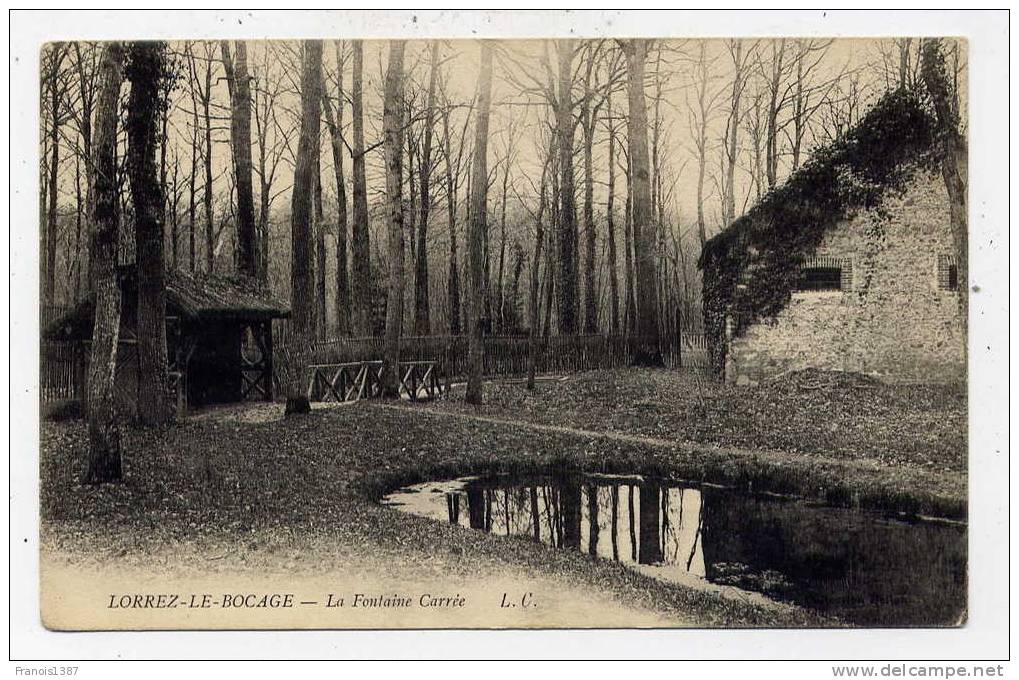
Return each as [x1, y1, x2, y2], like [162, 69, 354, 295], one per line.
[700, 91, 966, 385]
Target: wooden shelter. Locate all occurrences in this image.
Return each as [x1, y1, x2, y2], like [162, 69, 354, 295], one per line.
[45, 269, 289, 416]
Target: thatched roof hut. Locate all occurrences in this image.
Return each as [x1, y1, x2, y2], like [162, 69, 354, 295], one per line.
[44, 270, 290, 414]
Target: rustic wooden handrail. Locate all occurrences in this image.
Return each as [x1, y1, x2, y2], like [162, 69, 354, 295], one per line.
[305, 359, 445, 403]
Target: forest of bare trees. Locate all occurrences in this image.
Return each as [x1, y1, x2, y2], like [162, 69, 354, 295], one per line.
[39, 37, 967, 478]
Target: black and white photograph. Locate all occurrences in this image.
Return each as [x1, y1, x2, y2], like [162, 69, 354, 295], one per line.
[8, 7, 1011, 667]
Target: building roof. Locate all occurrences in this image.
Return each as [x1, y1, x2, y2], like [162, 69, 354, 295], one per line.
[700, 88, 939, 269]
[697, 88, 941, 375]
[44, 269, 290, 341]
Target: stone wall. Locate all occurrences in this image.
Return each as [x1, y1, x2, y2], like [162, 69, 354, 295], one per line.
[727, 170, 966, 385]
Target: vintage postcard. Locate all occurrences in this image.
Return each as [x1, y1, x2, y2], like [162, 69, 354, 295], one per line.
[30, 16, 979, 636]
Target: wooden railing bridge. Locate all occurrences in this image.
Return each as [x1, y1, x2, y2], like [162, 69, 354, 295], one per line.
[306, 360, 446, 404]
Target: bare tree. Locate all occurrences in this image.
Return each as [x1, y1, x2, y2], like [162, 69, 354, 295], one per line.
[284, 40, 322, 416]
[127, 41, 172, 426]
[184, 42, 218, 272]
[380, 41, 408, 398]
[621, 39, 661, 365]
[720, 39, 755, 228]
[685, 41, 724, 249]
[922, 39, 968, 328]
[322, 40, 351, 334]
[465, 41, 494, 405]
[413, 41, 440, 335]
[67, 41, 101, 293]
[314, 121, 327, 338]
[576, 41, 617, 333]
[220, 41, 257, 278]
[554, 40, 580, 334]
[350, 40, 372, 335]
[604, 84, 620, 334]
[42, 42, 68, 305]
[526, 137, 553, 390]
[184, 43, 202, 272]
[785, 39, 839, 171]
[251, 43, 294, 284]
[85, 41, 126, 483]
[493, 122, 520, 333]
[440, 80, 471, 335]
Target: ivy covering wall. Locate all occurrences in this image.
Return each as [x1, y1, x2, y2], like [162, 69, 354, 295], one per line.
[698, 89, 939, 376]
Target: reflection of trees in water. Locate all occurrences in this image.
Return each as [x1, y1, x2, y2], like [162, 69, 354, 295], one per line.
[444, 476, 966, 625]
[529, 487, 540, 542]
[627, 485, 637, 561]
[610, 486, 619, 561]
[466, 486, 485, 530]
[686, 496, 704, 572]
[586, 483, 600, 554]
[638, 482, 663, 565]
[459, 478, 705, 572]
[560, 476, 582, 549]
[446, 493, 460, 524]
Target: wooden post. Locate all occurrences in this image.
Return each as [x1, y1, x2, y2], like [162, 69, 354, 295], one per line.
[444, 342, 451, 395]
[676, 307, 683, 369]
[264, 320, 274, 401]
[723, 313, 734, 383]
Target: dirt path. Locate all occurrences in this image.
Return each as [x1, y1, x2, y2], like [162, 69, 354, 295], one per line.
[41, 541, 685, 630]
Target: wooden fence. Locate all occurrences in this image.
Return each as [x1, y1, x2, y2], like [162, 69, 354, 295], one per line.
[41, 341, 86, 403]
[277, 330, 709, 389]
[41, 330, 710, 406]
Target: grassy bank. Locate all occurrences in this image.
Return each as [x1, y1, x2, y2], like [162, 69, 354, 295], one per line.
[41, 405, 825, 628]
[431, 368, 967, 474]
[39, 368, 965, 627]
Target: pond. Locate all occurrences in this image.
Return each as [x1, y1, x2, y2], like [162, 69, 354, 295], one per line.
[381, 472, 966, 627]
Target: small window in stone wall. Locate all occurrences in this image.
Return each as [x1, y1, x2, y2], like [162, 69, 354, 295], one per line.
[938, 254, 959, 291]
[796, 256, 852, 292]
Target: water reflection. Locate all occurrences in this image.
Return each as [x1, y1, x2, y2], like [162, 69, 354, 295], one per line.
[383, 473, 966, 626]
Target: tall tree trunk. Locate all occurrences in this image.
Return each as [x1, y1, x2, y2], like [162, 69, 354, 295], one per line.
[723, 40, 743, 228]
[624, 39, 661, 365]
[169, 156, 180, 271]
[406, 119, 417, 292]
[188, 86, 198, 272]
[73, 149, 84, 300]
[202, 58, 214, 272]
[75, 44, 96, 293]
[465, 42, 494, 406]
[696, 136, 707, 250]
[285, 40, 323, 416]
[127, 42, 172, 426]
[542, 225, 555, 337]
[380, 41, 407, 398]
[623, 176, 635, 334]
[582, 112, 597, 333]
[443, 108, 462, 335]
[45, 46, 63, 306]
[220, 41, 257, 278]
[526, 150, 551, 390]
[350, 41, 372, 335]
[922, 39, 968, 331]
[314, 146, 327, 338]
[556, 41, 579, 334]
[86, 42, 125, 483]
[765, 41, 785, 190]
[606, 91, 620, 335]
[322, 40, 350, 335]
[414, 41, 440, 335]
[496, 161, 509, 332]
